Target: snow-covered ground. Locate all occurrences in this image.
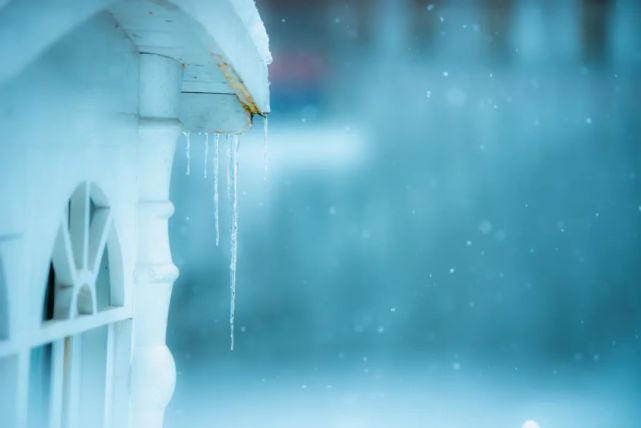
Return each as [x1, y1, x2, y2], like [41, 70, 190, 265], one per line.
[166, 361, 640, 428]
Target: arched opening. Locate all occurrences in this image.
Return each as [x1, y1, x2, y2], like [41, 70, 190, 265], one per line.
[29, 181, 130, 427]
[45, 181, 123, 321]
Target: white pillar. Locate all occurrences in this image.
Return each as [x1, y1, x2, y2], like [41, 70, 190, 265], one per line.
[130, 53, 182, 428]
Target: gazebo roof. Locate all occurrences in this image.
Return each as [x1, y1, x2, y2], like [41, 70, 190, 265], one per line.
[0, 0, 271, 130]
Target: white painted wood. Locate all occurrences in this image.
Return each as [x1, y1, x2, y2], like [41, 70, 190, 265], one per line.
[37, 308, 130, 348]
[107, 0, 271, 113]
[0, 1, 270, 425]
[180, 92, 252, 134]
[69, 182, 90, 272]
[108, 320, 132, 428]
[138, 53, 184, 120]
[0, 306, 130, 359]
[88, 209, 112, 284]
[0, 354, 19, 428]
[48, 340, 65, 428]
[0, 342, 15, 358]
[130, 53, 182, 428]
[62, 337, 81, 428]
[76, 284, 95, 316]
[102, 324, 115, 428]
[16, 350, 30, 428]
[52, 222, 77, 288]
[0, 9, 139, 427]
[1, 0, 271, 113]
[49, 184, 123, 320]
[173, 0, 272, 112]
[52, 220, 77, 319]
[0, 0, 111, 84]
[106, 227, 126, 309]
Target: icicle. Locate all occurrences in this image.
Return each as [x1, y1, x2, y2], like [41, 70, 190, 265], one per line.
[226, 134, 232, 201]
[213, 133, 220, 247]
[263, 116, 269, 181]
[203, 132, 209, 179]
[229, 134, 240, 351]
[183, 131, 191, 176]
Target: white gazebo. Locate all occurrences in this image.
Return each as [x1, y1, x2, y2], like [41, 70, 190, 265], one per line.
[0, 1, 270, 427]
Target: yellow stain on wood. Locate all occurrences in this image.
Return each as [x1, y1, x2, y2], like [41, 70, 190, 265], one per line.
[212, 53, 263, 116]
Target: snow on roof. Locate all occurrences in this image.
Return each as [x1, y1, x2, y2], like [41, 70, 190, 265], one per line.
[230, 0, 272, 66]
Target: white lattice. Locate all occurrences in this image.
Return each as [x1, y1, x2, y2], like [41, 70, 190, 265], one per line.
[49, 182, 120, 320]
[1, 182, 131, 428]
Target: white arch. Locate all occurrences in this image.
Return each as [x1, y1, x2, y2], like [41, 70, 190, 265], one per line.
[43, 181, 124, 322]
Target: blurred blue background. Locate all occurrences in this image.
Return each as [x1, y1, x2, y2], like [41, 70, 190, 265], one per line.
[166, 1, 641, 427]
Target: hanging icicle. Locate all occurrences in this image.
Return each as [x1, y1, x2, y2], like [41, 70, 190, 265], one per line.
[229, 134, 240, 351]
[183, 131, 191, 176]
[203, 132, 209, 179]
[213, 133, 220, 247]
[263, 116, 269, 181]
[226, 134, 232, 201]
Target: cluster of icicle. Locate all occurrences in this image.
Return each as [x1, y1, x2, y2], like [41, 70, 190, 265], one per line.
[181, 117, 268, 351]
